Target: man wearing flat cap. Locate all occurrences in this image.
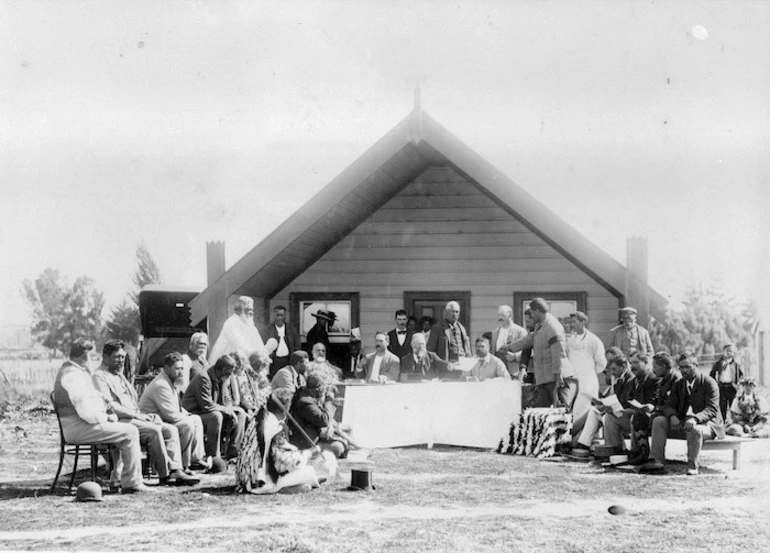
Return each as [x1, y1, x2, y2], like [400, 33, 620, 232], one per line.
[305, 309, 335, 355]
[606, 307, 654, 358]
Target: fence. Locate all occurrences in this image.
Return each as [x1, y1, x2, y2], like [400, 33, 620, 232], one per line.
[0, 359, 59, 391]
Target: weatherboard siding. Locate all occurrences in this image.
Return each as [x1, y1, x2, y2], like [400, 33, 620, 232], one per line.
[270, 167, 619, 348]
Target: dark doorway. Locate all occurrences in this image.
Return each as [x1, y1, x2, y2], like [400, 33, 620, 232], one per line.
[404, 291, 471, 333]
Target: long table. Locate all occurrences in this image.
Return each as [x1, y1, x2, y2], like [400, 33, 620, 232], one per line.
[339, 380, 521, 449]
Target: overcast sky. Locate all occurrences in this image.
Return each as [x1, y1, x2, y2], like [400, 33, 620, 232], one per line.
[1, 0, 768, 327]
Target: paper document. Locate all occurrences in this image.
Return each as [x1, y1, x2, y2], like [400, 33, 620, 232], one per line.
[600, 394, 624, 417]
[454, 357, 480, 373]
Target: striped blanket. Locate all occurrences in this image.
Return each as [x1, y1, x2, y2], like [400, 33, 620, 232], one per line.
[497, 407, 572, 458]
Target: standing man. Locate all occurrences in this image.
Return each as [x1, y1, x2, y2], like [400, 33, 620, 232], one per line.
[566, 311, 607, 420]
[507, 299, 576, 408]
[306, 309, 335, 355]
[420, 316, 434, 343]
[387, 309, 413, 360]
[265, 305, 298, 377]
[710, 344, 743, 421]
[138, 353, 207, 476]
[360, 332, 401, 383]
[54, 339, 146, 493]
[463, 337, 511, 381]
[606, 307, 654, 358]
[427, 301, 471, 378]
[490, 305, 528, 378]
[93, 340, 197, 486]
[649, 352, 724, 475]
[208, 296, 265, 364]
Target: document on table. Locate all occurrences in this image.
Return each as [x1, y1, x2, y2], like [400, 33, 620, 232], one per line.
[454, 356, 479, 373]
[600, 394, 624, 417]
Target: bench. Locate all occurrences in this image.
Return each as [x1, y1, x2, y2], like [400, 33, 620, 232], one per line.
[670, 436, 753, 470]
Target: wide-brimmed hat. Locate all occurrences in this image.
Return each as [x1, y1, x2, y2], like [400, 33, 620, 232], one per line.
[75, 481, 104, 502]
[312, 310, 337, 322]
[345, 468, 375, 492]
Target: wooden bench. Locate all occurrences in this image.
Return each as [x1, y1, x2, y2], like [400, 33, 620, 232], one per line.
[670, 436, 753, 470]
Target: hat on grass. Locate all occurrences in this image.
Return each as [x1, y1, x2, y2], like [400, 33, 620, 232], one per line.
[345, 468, 375, 492]
[75, 481, 104, 502]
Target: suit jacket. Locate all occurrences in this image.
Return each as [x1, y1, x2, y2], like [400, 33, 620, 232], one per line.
[491, 323, 528, 372]
[399, 352, 450, 381]
[426, 319, 471, 361]
[288, 388, 335, 449]
[630, 371, 661, 405]
[340, 353, 365, 380]
[654, 370, 683, 410]
[181, 366, 231, 414]
[387, 329, 414, 360]
[663, 372, 725, 436]
[360, 350, 401, 381]
[92, 364, 141, 420]
[270, 366, 306, 397]
[710, 356, 743, 388]
[266, 322, 299, 359]
[612, 370, 637, 409]
[606, 324, 654, 357]
[138, 370, 189, 424]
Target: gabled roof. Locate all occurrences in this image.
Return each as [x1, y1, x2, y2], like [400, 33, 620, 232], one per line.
[190, 106, 667, 324]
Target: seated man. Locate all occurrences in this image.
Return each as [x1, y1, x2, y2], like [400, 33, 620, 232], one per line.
[573, 355, 636, 451]
[307, 342, 343, 381]
[182, 354, 247, 467]
[464, 337, 511, 381]
[400, 333, 452, 381]
[649, 352, 725, 475]
[93, 340, 197, 486]
[271, 351, 309, 400]
[360, 332, 401, 383]
[340, 333, 365, 380]
[289, 373, 348, 458]
[603, 352, 660, 451]
[180, 332, 209, 393]
[138, 353, 208, 475]
[54, 338, 146, 493]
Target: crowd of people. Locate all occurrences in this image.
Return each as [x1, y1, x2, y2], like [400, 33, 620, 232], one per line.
[52, 295, 765, 497]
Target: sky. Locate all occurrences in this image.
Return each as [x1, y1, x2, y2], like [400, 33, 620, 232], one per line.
[1, 0, 769, 328]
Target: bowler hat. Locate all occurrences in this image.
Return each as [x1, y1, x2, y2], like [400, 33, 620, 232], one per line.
[345, 468, 375, 491]
[75, 481, 104, 502]
[312, 309, 337, 322]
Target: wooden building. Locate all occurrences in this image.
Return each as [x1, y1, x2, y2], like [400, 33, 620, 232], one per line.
[189, 102, 667, 357]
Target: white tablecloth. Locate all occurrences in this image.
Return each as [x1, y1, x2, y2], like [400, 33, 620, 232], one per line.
[340, 380, 521, 449]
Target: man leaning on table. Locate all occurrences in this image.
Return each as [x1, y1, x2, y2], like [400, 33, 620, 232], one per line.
[462, 337, 511, 381]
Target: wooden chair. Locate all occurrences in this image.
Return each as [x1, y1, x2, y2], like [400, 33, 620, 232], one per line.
[50, 392, 113, 492]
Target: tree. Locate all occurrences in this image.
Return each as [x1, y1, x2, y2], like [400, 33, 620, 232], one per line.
[23, 269, 105, 355]
[104, 242, 162, 345]
[650, 284, 755, 356]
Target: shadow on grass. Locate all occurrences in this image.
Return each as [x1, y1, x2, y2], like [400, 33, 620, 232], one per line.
[0, 479, 52, 500]
[182, 484, 237, 496]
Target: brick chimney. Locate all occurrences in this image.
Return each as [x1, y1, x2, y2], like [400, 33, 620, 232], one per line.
[206, 241, 226, 285]
[626, 236, 648, 283]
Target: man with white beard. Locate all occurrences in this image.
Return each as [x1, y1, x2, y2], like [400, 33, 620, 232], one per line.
[566, 312, 607, 420]
[490, 305, 528, 378]
[208, 296, 266, 364]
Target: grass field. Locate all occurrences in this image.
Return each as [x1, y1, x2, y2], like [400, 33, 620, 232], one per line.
[1, 407, 769, 553]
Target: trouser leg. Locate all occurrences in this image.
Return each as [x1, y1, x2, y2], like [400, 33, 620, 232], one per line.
[650, 416, 670, 463]
[175, 416, 203, 467]
[533, 382, 556, 408]
[199, 411, 223, 458]
[686, 424, 715, 470]
[557, 378, 578, 410]
[577, 409, 601, 447]
[133, 419, 171, 479]
[604, 415, 631, 450]
[160, 422, 183, 471]
[226, 407, 247, 457]
[61, 417, 142, 489]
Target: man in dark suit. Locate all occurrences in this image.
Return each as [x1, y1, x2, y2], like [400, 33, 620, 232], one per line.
[340, 330, 365, 380]
[265, 305, 299, 377]
[289, 373, 345, 458]
[387, 309, 413, 360]
[650, 352, 725, 475]
[426, 301, 471, 379]
[400, 333, 452, 381]
[710, 344, 743, 421]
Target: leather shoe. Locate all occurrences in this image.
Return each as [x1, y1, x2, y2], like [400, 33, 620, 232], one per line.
[169, 469, 200, 486]
[122, 484, 153, 494]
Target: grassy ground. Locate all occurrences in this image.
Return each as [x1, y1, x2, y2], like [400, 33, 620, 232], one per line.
[1, 407, 769, 553]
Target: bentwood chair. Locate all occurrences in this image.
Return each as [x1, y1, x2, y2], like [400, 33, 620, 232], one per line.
[50, 392, 114, 492]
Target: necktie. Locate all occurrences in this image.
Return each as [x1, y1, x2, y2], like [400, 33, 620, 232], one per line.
[397, 331, 406, 335]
